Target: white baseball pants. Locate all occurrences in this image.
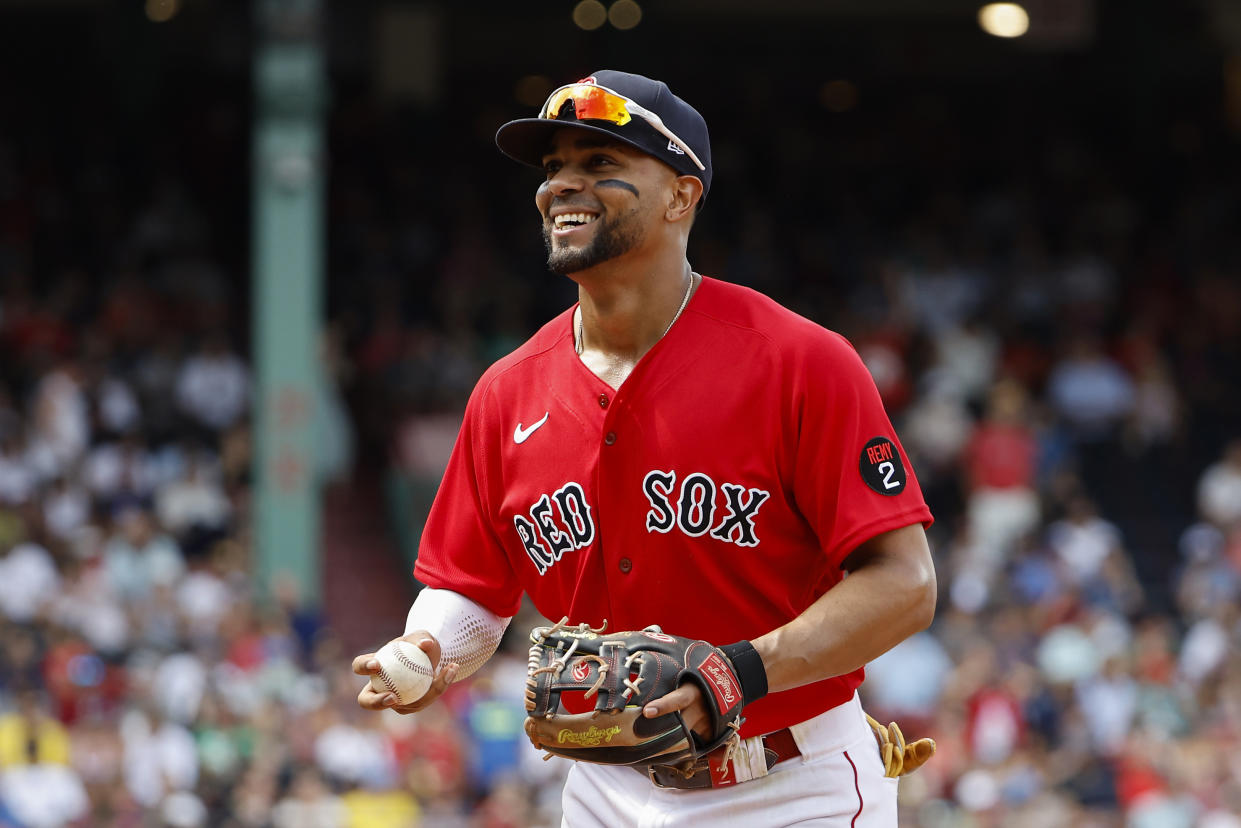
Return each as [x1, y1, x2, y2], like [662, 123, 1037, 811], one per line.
[560, 692, 898, 827]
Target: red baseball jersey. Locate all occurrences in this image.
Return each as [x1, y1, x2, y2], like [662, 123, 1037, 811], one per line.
[414, 276, 933, 736]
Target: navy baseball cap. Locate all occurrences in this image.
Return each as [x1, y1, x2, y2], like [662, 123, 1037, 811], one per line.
[495, 70, 713, 202]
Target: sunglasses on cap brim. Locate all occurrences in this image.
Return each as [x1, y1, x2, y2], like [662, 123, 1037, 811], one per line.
[539, 83, 707, 173]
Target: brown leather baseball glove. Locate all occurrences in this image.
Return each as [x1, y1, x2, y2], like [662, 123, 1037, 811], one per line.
[523, 619, 759, 769]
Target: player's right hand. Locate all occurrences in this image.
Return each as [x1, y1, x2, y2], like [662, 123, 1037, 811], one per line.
[352, 631, 460, 714]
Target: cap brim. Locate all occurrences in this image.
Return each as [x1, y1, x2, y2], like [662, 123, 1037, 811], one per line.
[495, 118, 658, 169]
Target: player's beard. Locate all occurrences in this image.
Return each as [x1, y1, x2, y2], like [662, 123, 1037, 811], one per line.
[543, 209, 644, 275]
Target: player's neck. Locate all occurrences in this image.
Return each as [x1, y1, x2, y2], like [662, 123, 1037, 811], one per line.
[574, 254, 696, 361]
[570, 253, 698, 390]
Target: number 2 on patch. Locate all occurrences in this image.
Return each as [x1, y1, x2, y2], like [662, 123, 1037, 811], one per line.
[860, 436, 907, 495]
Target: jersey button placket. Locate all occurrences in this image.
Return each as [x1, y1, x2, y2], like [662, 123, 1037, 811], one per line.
[597, 396, 627, 585]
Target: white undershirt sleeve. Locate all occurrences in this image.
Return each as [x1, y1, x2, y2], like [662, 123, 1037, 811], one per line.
[404, 587, 513, 681]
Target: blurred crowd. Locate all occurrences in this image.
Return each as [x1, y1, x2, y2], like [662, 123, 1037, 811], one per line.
[2, 51, 1241, 828]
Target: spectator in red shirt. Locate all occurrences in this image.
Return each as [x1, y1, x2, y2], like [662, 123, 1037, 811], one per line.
[963, 379, 1041, 578]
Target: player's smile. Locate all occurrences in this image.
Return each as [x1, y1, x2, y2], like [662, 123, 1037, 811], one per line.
[550, 209, 600, 239]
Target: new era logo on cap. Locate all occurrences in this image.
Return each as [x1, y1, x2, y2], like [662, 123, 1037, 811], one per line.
[666, 139, 685, 156]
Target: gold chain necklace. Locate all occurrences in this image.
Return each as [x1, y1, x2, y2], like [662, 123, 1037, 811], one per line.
[575, 272, 698, 356]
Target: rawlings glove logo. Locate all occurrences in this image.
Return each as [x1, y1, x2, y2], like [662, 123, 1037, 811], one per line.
[558, 725, 622, 747]
[698, 653, 739, 709]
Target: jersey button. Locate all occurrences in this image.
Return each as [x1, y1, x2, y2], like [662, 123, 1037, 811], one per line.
[598, 394, 609, 409]
[618, 557, 632, 574]
[604, 431, 617, 445]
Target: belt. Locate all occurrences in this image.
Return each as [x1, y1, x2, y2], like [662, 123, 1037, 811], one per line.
[643, 727, 802, 790]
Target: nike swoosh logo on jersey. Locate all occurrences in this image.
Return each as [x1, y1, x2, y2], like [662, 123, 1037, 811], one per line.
[514, 412, 550, 444]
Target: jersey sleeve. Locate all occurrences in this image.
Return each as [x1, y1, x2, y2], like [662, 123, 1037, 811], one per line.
[413, 381, 523, 618]
[789, 331, 933, 570]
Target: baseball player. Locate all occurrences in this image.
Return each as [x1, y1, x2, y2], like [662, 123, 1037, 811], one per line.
[354, 70, 936, 826]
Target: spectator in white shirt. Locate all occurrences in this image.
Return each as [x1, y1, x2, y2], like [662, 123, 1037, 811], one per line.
[1046, 336, 1135, 440]
[120, 706, 199, 810]
[1047, 496, 1125, 587]
[156, 453, 232, 537]
[41, 475, 91, 541]
[0, 542, 61, 624]
[174, 333, 250, 433]
[1197, 440, 1241, 530]
[96, 372, 142, 436]
[31, 361, 90, 472]
[0, 431, 38, 505]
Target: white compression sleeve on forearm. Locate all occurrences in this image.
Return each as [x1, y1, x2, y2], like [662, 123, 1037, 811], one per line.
[404, 587, 512, 681]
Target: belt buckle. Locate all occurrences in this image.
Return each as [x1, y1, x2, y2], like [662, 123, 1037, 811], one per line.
[647, 765, 673, 789]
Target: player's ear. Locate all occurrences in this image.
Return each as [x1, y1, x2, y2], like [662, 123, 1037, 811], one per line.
[665, 175, 703, 224]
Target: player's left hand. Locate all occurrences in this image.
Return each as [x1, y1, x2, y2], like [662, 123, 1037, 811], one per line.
[643, 683, 712, 741]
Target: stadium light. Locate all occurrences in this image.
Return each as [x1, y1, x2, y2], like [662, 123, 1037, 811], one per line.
[609, 0, 643, 31]
[978, 3, 1029, 38]
[145, 0, 180, 23]
[573, 0, 607, 31]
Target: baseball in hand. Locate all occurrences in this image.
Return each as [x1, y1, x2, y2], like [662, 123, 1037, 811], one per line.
[369, 640, 435, 704]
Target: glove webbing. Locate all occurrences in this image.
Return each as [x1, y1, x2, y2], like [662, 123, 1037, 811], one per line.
[525, 617, 620, 761]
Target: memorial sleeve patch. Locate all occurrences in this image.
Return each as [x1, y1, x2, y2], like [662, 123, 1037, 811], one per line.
[859, 436, 906, 495]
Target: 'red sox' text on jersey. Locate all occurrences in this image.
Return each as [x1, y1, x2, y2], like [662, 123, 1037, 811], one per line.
[414, 276, 933, 737]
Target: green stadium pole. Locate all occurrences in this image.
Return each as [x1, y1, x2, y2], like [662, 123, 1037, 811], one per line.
[251, 0, 327, 607]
